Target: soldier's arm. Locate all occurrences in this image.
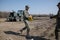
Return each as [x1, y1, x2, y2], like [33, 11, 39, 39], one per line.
[50, 15, 57, 19]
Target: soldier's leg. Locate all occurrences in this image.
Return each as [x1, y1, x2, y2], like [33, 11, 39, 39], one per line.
[20, 25, 30, 35]
[55, 28, 58, 40]
[58, 32, 60, 40]
[20, 20, 28, 33]
[24, 20, 30, 35]
[27, 26, 30, 35]
[20, 26, 27, 31]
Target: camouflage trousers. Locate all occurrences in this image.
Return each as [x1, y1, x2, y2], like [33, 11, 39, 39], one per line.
[21, 19, 30, 35]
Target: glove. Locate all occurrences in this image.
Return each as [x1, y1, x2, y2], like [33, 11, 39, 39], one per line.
[28, 15, 33, 21]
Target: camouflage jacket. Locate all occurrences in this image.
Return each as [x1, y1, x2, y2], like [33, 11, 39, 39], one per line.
[23, 10, 30, 20]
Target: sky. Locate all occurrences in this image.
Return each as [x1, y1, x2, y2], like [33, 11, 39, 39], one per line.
[0, 0, 60, 14]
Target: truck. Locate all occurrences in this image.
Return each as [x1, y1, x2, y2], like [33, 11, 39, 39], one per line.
[7, 10, 23, 22]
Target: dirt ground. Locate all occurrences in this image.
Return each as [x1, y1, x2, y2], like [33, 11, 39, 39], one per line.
[0, 17, 56, 40]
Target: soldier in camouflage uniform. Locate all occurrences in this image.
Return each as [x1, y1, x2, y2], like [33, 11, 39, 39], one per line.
[20, 5, 30, 35]
[50, 2, 60, 40]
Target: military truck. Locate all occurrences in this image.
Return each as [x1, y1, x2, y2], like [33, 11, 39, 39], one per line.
[17, 10, 23, 21]
[7, 10, 23, 22]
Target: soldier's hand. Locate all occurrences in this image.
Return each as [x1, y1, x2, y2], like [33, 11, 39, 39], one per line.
[49, 14, 53, 19]
[50, 16, 53, 19]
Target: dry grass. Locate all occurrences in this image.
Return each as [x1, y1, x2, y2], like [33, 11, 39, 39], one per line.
[0, 17, 56, 40]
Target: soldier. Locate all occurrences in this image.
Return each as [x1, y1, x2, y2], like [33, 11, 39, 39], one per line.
[50, 2, 60, 40]
[20, 5, 30, 35]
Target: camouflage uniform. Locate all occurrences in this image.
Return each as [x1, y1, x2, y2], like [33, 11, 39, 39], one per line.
[20, 10, 30, 35]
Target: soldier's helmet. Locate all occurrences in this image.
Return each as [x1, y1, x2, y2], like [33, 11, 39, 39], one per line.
[25, 5, 29, 8]
[57, 2, 60, 6]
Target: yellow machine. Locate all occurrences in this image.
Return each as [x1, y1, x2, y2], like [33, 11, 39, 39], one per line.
[28, 15, 33, 21]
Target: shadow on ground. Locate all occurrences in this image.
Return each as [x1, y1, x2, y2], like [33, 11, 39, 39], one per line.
[4, 31, 50, 40]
